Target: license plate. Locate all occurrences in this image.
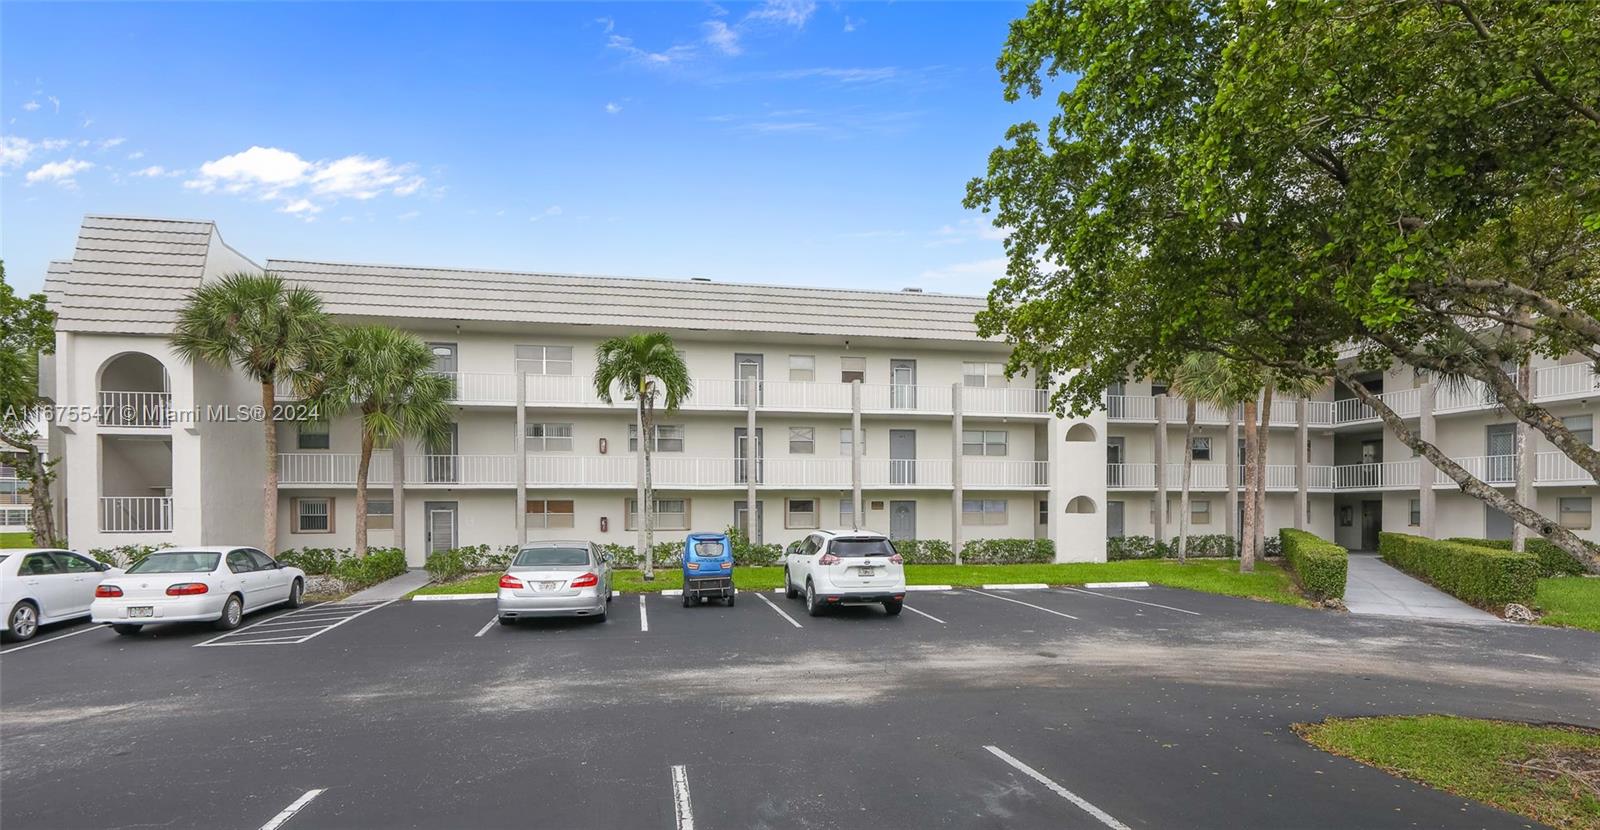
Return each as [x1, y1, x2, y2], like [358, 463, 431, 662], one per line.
[128, 606, 154, 618]
[856, 567, 875, 577]
[539, 581, 560, 591]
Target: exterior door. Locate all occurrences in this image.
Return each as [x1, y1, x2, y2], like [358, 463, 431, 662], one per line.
[890, 360, 917, 409]
[1485, 505, 1514, 541]
[1485, 424, 1515, 484]
[1359, 500, 1382, 551]
[1106, 437, 1125, 487]
[1107, 501, 1125, 538]
[427, 343, 457, 373]
[427, 423, 459, 483]
[735, 354, 764, 406]
[425, 501, 458, 553]
[734, 427, 764, 484]
[733, 500, 763, 539]
[889, 500, 916, 541]
[889, 429, 917, 485]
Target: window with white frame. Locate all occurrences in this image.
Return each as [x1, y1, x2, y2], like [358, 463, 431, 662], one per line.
[962, 498, 1008, 526]
[840, 356, 866, 384]
[1409, 498, 1421, 526]
[625, 498, 689, 531]
[1563, 414, 1594, 446]
[962, 429, 1008, 457]
[839, 498, 855, 527]
[789, 355, 816, 382]
[628, 424, 685, 452]
[297, 421, 330, 450]
[789, 427, 815, 454]
[962, 361, 1007, 388]
[1560, 497, 1592, 530]
[526, 498, 576, 528]
[1191, 499, 1211, 525]
[524, 423, 574, 452]
[1191, 437, 1211, 461]
[367, 497, 393, 530]
[1038, 499, 1048, 525]
[840, 427, 864, 455]
[513, 344, 573, 376]
[786, 498, 819, 529]
[295, 498, 332, 533]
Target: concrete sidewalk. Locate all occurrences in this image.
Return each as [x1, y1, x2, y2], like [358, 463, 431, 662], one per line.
[342, 568, 434, 603]
[1344, 553, 1501, 623]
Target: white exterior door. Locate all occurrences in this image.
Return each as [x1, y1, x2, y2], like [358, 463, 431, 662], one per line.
[426, 502, 458, 553]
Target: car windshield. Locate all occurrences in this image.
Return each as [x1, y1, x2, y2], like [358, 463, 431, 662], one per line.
[829, 539, 895, 557]
[0, 554, 8, 563]
[513, 547, 590, 567]
[692, 540, 725, 556]
[126, 552, 221, 574]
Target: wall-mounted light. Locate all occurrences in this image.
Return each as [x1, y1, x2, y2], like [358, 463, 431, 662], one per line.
[600, 516, 609, 533]
[599, 437, 608, 455]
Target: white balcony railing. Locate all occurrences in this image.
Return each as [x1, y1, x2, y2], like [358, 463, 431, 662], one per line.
[1535, 451, 1599, 485]
[965, 459, 1049, 488]
[98, 390, 172, 428]
[100, 496, 172, 533]
[1535, 363, 1598, 400]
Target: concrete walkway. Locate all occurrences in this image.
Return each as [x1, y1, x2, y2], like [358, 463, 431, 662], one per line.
[1344, 553, 1501, 623]
[342, 568, 434, 603]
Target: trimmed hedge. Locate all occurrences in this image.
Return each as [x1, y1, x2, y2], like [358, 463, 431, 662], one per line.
[89, 543, 172, 568]
[1379, 532, 1538, 608]
[960, 537, 1056, 564]
[424, 544, 518, 580]
[1279, 528, 1347, 601]
[893, 539, 957, 564]
[1106, 534, 1270, 561]
[332, 547, 408, 588]
[1444, 537, 1589, 578]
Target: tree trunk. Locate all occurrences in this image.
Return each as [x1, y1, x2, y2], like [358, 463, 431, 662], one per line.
[1178, 399, 1195, 563]
[26, 445, 57, 546]
[635, 395, 650, 580]
[262, 382, 279, 555]
[1336, 365, 1598, 573]
[1240, 399, 1259, 572]
[1255, 381, 1275, 559]
[354, 430, 373, 558]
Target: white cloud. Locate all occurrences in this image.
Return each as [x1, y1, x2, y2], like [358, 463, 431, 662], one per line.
[184, 145, 426, 212]
[746, 0, 816, 28]
[929, 216, 1008, 246]
[595, 16, 615, 34]
[768, 67, 899, 84]
[843, 16, 861, 33]
[21, 100, 40, 112]
[703, 20, 742, 55]
[1, 136, 70, 170]
[127, 150, 144, 160]
[25, 158, 93, 187]
[131, 165, 167, 177]
[282, 198, 322, 216]
[47, 96, 59, 114]
[604, 102, 623, 115]
[607, 34, 695, 67]
[98, 137, 125, 150]
[188, 146, 312, 192]
[529, 205, 563, 222]
[396, 210, 420, 221]
[310, 154, 419, 199]
[917, 257, 1009, 286]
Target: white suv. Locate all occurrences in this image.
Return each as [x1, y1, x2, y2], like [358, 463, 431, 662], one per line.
[781, 530, 906, 617]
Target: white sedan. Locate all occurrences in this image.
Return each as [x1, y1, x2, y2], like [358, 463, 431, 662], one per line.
[1, 549, 123, 642]
[91, 546, 305, 635]
[781, 530, 907, 617]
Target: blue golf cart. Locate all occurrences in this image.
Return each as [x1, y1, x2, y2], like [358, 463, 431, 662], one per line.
[681, 532, 735, 607]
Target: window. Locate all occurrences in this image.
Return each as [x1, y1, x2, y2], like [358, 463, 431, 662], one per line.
[525, 423, 574, 452]
[733, 500, 763, 537]
[427, 342, 457, 373]
[526, 499, 576, 529]
[1560, 497, 1592, 530]
[789, 427, 815, 454]
[51, 552, 99, 573]
[786, 498, 819, 529]
[1150, 381, 1169, 397]
[962, 362, 1007, 388]
[840, 356, 866, 384]
[1191, 437, 1211, 461]
[367, 498, 394, 530]
[514, 546, 591, 567]
[1038, 500, 1048, 525]
[840, 428, 865, 455]
[628, 424, 685, 453]
[297, 421, 330, 450]
[839, 498, 855, 527]
[1409, 498, 1421, 526]
[295, 498, 332, 533]
[789, 355, 816, 382]
[246, 550, 279, 571]
[226, 550, 258, 573]
[625, 498, 689, 531]
[17, 553, 60, 575]
[1191, 499, 1211, 525]
[962, 429, 1008, 457]
[962, 498, 1008, 526]
[1563, 414, 1594, 446]
[514, 344, 573, 376]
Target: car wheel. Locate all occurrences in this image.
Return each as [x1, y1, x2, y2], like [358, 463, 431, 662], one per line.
[213, 594, 244, 631]
[595, 604, 607, 622]
[883, 600, 904, 616]
[605, 584, 613, 603]
[498, 615, 516, 626]
[6, 601, 39, 642]
[287, 578, 305, 608]
[726, 593, 735, 607]
[784, 569, 799, 599]
[805, 581, 825, 617]
[682, 591, 694, 608]
[112, 623, 143, 636]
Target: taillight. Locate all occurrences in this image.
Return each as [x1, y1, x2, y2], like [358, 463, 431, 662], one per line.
[889, 553, 903, 564]
[686, 562, 700, 571]
[720, 561, 731, 569]
[570, 572, 599, 588]
[95, 585, 123, 598]
[165, 583, 209, 596]
[818, 553, 841, 565]
[499, 574, 524, 589]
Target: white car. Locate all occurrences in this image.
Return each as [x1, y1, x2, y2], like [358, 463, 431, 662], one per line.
[91, 546, 305, 635]
[780, 530, 906, 617]
[1, 549, 123, 642]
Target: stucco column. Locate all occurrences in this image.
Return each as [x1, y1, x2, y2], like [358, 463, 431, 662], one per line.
[951, 382, 964, 563]
[746, 376, 759, 545]
[1418, 381, 1437, 538]
[851, 380, 863, 530]
[392, 439, 409, 565]
[1294, 397, 1308, 530]
[1226, 417, 1239, 545]
[515, 370, 527, 545]
[1153, 394, 1168, 544]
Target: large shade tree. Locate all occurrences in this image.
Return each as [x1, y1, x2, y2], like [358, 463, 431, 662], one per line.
[594, 333, 691, 581]
[965, 0, 1600, 572]
[172, 273, 330, 554]
[0, 261, 60, 545]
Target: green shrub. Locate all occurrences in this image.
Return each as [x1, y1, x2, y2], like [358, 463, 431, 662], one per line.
[1279, 528, 1347, 601]
[1380, 532, 1538, 607]
[724, 525, 783, 566]
[1166, 534, 1238, 558]
[277, 547, 341, 575]
[960, 537, 1055, 564]
[332, 547, 407, 588]
[89, 543, 172, 568]
[1107, 535, 1171, 560]
[1444, 537, 1589, 578]
[893, 539, 957, 564]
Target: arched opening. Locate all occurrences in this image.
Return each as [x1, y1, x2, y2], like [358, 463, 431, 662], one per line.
[1064, 423, 1097, 442]
[1065, 495, 1097, 514]
[98, 352, 171, 428]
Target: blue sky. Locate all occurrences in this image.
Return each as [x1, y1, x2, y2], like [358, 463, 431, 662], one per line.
[1, 1, 1051, 296]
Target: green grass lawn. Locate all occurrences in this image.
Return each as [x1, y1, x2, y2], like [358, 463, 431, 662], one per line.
[1297, 716, 1600, 830]
[1536, 577, 1600, 633]
[413, 558, 1307, 605]
[0, 531, 35, 549]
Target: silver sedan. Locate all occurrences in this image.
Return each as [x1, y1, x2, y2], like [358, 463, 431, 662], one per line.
[496, 541, 613, 625]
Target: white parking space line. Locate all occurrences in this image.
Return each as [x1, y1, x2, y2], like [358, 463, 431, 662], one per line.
[981, 583, 1049, 590]
[0, 622, 111, 654]
[473, 617, 498, 638]
[754, 591, 803, 628]
[195, 599, 398, 647]
[967, 589, 1080, 620]
[1061, 586, 1202, 616]
[670, 765, 695, 830]
[639, 595, 649, 632]
[258, 788, 327, 830]
[983, 746, 1131, 830]
[902, 604, 947, 624]
[295, 599, 398, 643]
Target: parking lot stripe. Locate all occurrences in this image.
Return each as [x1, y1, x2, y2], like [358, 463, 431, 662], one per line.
[670, 765, 695, 830]
[639, 595, 649, 632]
[983, 746, 1131, 830]
[754, 591, 803, 628]
[0, 622, 109, 654]
[981, 583, 1049, 590]
[902, 604, 947, 624]
[295, 598, 399, 643]
[906, 584, 953, 592]
[473, 616, 498, 638]
[258, 788, 327, 830]
[967, 589, 1080, 620]
[1061, 586, 1202, 616]
[412, 593, 495, 601]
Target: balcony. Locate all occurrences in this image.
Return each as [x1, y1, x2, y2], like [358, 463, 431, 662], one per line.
[1105, 453, 1595, 493]
[100, 496, 172, 533]
[98, 390, 174, 428]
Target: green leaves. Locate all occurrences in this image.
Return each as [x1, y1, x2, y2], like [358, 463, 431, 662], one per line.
[592, 332, 692, 413]
[305, 324, 453, 450]
[171, 272, 331, 384]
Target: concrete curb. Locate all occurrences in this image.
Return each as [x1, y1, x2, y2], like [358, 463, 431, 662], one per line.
[980, 583, 1049, 590]
[1084, 581, 1150, 589]
[412, 593, 495, 601]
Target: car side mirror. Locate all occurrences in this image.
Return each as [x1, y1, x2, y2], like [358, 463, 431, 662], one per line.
[96, 562, 111, 572]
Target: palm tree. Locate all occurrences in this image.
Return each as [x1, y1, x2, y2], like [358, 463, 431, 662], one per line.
[1169, 356, 1210, 562]
[172, 273, 330, 554]
[1169, 355, 1258, 567]
[594, 333, 691, 581]
[304, 326, 452, 558]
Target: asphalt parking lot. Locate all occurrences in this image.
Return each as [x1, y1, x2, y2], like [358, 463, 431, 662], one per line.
[3, 585, 1597, 830]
